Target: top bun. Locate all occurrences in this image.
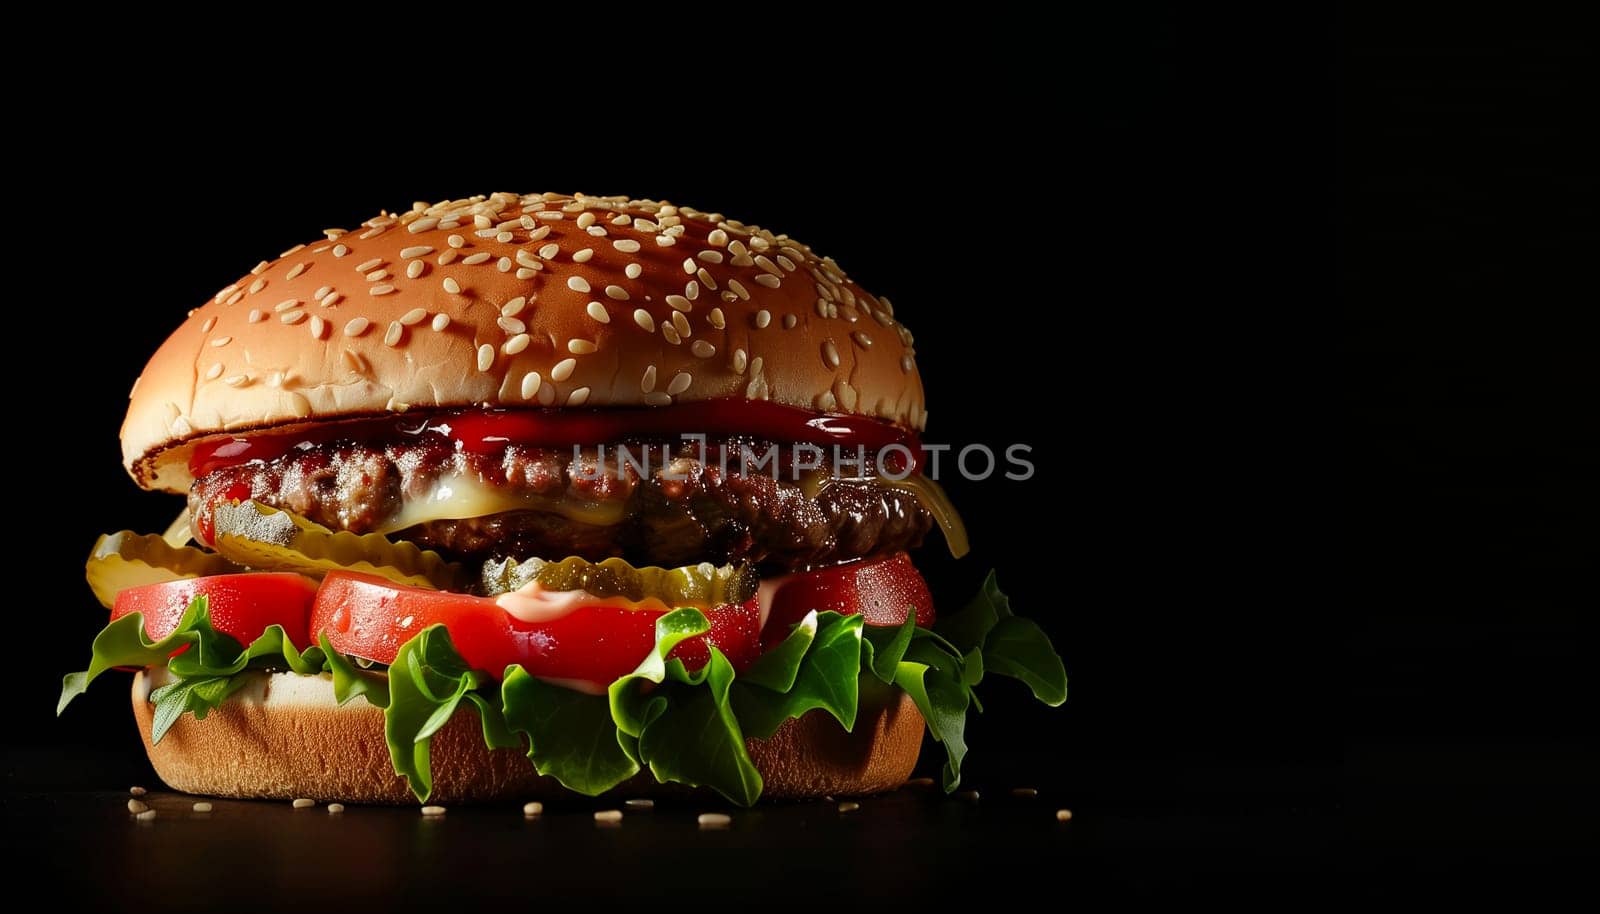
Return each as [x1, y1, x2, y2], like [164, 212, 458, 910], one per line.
[123, 193, 925, 493]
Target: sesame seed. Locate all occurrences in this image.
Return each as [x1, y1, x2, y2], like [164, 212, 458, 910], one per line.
[593, 810, 623, 824]
[370, 284, 396, 296]
[662, 325, 682, 346]
[708, 308, 726, 329]
[697, 813, 731, 829]
[293, 798, 315, 809]
[567, 277, 590, 293]
[691, 339, 716, 359]
[625, 263, 643, 279]
[438, 250, 459, 265]
[367, 269, 390, 282]
[755, 309, 771, 329]
[344, 317, 370, 337]
[355, 257, 383, 273]
[462, 252, 492, 265]
[313, 285, 333, 300]
[586, 302, 611, 324]
[641, 364, 657, 392]
[497, 257, 513, 272]
[697, 268, 718, 290]
[538, 243, 560, 261]
[566, 337, 597, 357]
[777, 254, 797, 272]
[900, 354, 914, 373]
[838, 801, 860, 813]
[328, 803, 346, 814]
[278, 306, 304, 323]
[707, 229, 728, 247]
[406, 260, 426, 279]
[643, 391, 672, 406]
[1056, 809, 1073, 822]
[431, 313, 450, 332]
[360, 226, 387, 239]
[958, 790, 981, 801]
[550, 358, 576, 381]
[282, 243, 306, 258]
[400, 308, 428, 326]
[496, 232, 514, 244]
[285, 262, 308, 280]
[499, 317, 527, 334]
[516, 268, 539, 279]
[128, 799, 149, 813]
[400, 245, 433, 259]
[666, 295, 692, 312]
[224, 291, 244, 306]
[521, 371, 541, 399]
[321, 292, 341, 307]
[822, 339, 840, 368]
[528, 225, 552, 242]
[666, 371, 692, 396]
[697, 249, 725, 263]
[408, 217, 439, 234]
[309, 315, 327, 338]
[224, 374, 249, 387]
[332, 244, 349, 257]
[443, 278, 462, 294]
[211, 336, 232, 347]
[577, 212, 597, 229]
[906, 777, 935, 787]
[383, 322, 403, 346]
[474, 215, 493, 229]
[610, 213, 631, 226]
[728, 279, 750, 301]
[573, 248, 594, 263]
[656, 233, 677, 247]
[671, 311, 691, 337]
[733, 348, 748, 373]
[624, 799, 654, 810]
[477, 344, 494, 372]
[852, 331, 873, 349]
[633, 309, 656, 332]
[515, 250, 541, 269]
[566, 386, 591, 406]
[503, 333, 531, 354]
[135, 809, 157, 822]
[685, 281, 700, 300]
[201, 315, 217, 332]
[248, 309, 265, 323]
[273, 297, 299, 312]
[447, 234, 465, 248]
[523, 802, 543, 816]
[753, 273, 782, 289]
[501, 296, 528, 317]
[612, 239, 641, 253]
[248, 278, 267, 294]
[1012, 788, 1039, 798]
[633, 218, 658, 233]
[784, 313, 798, 329]
[682, 258, 696, 275]
[420, 805, 446, 817]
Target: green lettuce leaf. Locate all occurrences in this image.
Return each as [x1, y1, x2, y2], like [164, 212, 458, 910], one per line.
[58, 596, 328, 744]
[500, 666, 638, 796]
[62, 571, 1067, 805]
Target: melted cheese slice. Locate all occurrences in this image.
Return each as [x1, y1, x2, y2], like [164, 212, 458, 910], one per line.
[376, 473, 628, 533]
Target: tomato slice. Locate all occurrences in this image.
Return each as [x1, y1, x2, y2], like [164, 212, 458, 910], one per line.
[762, 552, 934, 649]
[110, 573, 318, 649]
[311, 571, 760, 688]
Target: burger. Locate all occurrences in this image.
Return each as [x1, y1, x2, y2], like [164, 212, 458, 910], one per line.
[59, 191, 1065, 805]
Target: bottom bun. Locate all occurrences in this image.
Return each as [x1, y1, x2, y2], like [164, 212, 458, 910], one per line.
[132, 670, 923, 804]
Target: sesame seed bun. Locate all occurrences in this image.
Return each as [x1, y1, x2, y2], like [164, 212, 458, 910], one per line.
[124, 192, 925, 493]
[132, 669, 924, 803]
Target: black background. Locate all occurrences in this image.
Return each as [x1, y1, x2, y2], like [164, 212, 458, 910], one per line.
[9, 9, 1594, 904]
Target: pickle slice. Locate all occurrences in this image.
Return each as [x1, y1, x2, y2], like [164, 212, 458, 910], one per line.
[211, 500, 463, 591]
[85, 531, 241, 609]
[480, 555, 757, 607]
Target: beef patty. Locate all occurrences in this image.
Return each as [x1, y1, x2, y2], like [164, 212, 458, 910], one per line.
[190, 437, 931, 571]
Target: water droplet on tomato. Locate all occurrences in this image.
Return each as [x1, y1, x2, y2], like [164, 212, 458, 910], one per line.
[330, 605, 351, 633]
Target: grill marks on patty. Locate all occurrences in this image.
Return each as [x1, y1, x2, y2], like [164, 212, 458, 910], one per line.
[190, 439, 931, 571]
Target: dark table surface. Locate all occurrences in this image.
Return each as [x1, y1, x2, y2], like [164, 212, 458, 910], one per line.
[4, 746, 1337, 905]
